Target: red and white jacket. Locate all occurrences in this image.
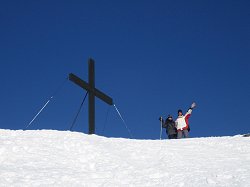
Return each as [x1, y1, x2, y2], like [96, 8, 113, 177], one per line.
[175, 109, 192, 131]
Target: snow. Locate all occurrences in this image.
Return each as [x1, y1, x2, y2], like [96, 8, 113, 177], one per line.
[0, 129, 249, 186]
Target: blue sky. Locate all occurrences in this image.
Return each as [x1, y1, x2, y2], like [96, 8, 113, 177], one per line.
[0, 0, 249, 139]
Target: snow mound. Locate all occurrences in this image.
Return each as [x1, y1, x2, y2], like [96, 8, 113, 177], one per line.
[0, 129, 249, 186]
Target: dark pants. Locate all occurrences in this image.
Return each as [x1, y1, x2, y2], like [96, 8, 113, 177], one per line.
[168, 134, 177, 139]
[177, 130, 189, 139]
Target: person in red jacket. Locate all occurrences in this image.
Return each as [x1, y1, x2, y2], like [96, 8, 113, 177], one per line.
[175, 102, 196, 139]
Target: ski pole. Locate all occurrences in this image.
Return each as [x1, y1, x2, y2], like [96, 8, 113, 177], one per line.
[159, 117, 163, 140]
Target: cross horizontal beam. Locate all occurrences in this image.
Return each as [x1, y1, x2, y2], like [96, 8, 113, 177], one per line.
[69, 73, 113, 105]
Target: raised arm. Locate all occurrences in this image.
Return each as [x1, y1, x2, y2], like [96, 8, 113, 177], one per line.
[184, 102, 196, 119]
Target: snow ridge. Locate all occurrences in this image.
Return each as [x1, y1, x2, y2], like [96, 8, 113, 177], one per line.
[0, 129, 249, 186]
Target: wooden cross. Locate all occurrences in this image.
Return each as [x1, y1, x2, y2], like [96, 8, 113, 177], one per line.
[69, 58, 113, 134]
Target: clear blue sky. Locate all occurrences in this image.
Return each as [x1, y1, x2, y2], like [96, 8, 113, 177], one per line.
[0, 0, 249, 139]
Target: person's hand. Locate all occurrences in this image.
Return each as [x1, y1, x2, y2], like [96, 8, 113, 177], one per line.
[191, 102, 196, 109]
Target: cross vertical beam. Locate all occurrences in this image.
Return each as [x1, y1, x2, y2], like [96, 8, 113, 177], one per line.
[88, 59, 95, 134]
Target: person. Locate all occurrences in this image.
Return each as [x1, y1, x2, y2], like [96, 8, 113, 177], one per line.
[162, 115, 177, 139]
[175, 102, 196, 139]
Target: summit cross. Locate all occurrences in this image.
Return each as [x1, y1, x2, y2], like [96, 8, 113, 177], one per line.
[69, 58, 113, 134]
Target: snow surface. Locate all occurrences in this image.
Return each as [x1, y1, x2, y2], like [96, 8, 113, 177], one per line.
[0, 129, 249, 187]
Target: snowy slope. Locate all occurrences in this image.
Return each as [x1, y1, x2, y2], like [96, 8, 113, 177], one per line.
[0, 129, 249, 187]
